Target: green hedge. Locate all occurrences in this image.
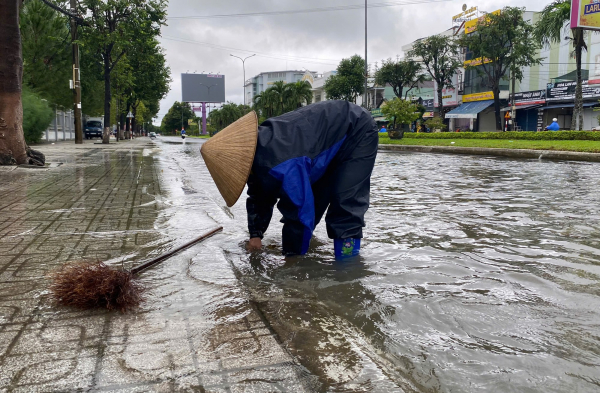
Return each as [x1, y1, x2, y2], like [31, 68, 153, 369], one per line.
[22, 87, 53, 144]
[383, 130, 600, 141]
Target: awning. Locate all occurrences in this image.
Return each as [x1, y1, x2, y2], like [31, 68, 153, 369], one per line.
[445, 100, 494, 119]
[500, 103, 543, 111]
[541, 102, 598, 110]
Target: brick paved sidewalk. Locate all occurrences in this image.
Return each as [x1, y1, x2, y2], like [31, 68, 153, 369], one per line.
[0, 139, 314, 392]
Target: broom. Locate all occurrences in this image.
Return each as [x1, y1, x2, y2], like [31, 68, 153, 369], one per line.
[49, 226, 223, 312]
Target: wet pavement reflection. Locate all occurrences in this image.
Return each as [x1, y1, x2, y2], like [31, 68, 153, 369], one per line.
[1, 137, 599, 392]
[155, 137, 600, 392]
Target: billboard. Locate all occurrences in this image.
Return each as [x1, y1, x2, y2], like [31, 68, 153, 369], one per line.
[465, 10, 501, 34]
[463, 91, 494, 102]
[434, 74, 459, 107]
[509, 90, 547, 106]
[546, 80, 600, 101]
[181, 73, 226, 103]
[571, 0, 600, 30]
[453, 6, 479, 27]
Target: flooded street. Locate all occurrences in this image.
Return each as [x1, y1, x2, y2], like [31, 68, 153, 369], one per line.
[156, 136, 600, 392]
[0, 137, 598, 392]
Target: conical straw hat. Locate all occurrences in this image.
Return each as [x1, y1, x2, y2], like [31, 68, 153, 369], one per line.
[200, 111, 258, 207]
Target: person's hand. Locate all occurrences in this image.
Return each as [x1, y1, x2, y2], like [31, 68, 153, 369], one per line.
[247, 237, 262, 251]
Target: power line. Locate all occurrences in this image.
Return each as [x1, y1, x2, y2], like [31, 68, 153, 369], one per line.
[167, 0, 455, 20]
[161, 36, 340, 65]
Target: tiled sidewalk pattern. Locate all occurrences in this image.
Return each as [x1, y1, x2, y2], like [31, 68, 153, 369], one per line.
[0, 141, 313, 392]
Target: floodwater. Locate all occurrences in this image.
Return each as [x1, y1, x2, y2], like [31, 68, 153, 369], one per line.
[154, 137, 600, 392]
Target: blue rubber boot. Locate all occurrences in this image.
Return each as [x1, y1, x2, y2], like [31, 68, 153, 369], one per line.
[334, 238, 361, 259]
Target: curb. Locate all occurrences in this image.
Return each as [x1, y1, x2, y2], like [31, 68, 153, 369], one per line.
[378, 144, 600, 163]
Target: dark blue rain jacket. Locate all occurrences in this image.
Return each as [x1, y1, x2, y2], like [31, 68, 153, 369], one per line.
[246, 100, 378, 255]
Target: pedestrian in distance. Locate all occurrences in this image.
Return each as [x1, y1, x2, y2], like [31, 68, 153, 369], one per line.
[545, 118, 560, 131]
[379, 124, 387, 133]
[200, 101, 379, 260]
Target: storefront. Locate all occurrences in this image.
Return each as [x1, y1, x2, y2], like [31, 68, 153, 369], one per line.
[503, 90, 546, 130]
[445, 100, 495, 131]
[543, 80, 600, 129]
[370, 108, 387, 125]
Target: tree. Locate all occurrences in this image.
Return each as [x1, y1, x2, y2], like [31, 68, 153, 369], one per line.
[408, 35, 461, 120]
[121, 37, 171, 138]
[1, 0, 30, 165]
[374, 58, 425, 100]
[20, 0, 72, 108]
[324, 55, 365, 103]
[380, 98, 419, 129]
[21, 0, 104, 117]
[534, 1, 584, 130]
[286, 80, 313, 108]
[79, 0, 167, 143]
[160, 102, 195, 135]
[208, 102, 252, 133]
[22, 86, 54, 144]
[269, 81, 287, 115]
[460, 7, 542, 131]
[253, 89, 278, 119]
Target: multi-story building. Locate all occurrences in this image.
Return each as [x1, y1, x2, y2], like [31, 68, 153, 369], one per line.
[402, 6, 600, 131]
[309, 71, 337, 103]
[244, 70, 317, 106]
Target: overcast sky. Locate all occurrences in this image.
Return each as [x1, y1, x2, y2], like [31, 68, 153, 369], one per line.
[155, 0, 551, 124]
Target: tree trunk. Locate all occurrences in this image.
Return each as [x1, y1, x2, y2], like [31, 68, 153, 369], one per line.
[493, 86, 502, 131]
[132, 105, 137, 137]
[102, 55, 111, 144]
[571, 29, 584, 131]
[125, 103, 130, 139]
[119, 112, 125, 140]
[436, 87, 444, 119]
[0, 0, 29, 165]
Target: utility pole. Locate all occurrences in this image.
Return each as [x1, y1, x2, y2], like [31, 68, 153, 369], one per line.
[230, 54, 255, 105]
[70, 0, 82, 144]
[364, 0, 368, 108]
[511, 67, 516, 131]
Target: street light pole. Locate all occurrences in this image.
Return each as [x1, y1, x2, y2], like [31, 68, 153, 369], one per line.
[230, 54, 256, 105]
[70, 0, 83, 144]
[199, 83, 217, 135]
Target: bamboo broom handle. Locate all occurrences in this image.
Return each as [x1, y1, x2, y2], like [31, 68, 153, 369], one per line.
[131, 226, 223, 275]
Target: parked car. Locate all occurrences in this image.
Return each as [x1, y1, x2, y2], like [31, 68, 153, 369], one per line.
[84, 120, 103, 139]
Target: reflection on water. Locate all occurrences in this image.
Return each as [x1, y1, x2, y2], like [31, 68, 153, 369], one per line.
[160, 139, 600, 392]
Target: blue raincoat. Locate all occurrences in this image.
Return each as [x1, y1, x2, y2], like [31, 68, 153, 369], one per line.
[246, 101, 378, 255]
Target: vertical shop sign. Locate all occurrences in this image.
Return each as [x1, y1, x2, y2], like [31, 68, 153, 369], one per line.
[537, 109, 544, 131]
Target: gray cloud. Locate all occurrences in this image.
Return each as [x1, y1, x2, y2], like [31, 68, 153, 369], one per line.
[156, 0, 550, 123]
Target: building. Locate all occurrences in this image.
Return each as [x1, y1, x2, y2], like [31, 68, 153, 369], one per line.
[445, 8, 600, 131]
[244, 70, 317, 106]
[309, 71, 337, 103]
[402, 26, 466, 128]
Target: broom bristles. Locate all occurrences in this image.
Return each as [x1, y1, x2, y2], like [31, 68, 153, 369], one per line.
[49, 261, 144, 312]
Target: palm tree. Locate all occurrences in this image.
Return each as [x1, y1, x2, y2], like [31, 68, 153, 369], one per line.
[534, 0, 585, 130]
[286, 80, 313, 109]
[270, 81, 287, 115]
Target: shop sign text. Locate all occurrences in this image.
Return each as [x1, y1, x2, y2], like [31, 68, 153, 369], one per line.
[463, 91, 494, 102]
[510, 90, 546, 105]
[546, 80, 600, 101]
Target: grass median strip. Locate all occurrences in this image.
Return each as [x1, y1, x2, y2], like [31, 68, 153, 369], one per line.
[379, 136, 600, 153]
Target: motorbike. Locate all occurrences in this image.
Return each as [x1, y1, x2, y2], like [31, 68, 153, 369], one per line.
[181, 134, 186, 140]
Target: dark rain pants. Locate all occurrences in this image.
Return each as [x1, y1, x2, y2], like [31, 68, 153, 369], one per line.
[279, 127, 378, 255]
